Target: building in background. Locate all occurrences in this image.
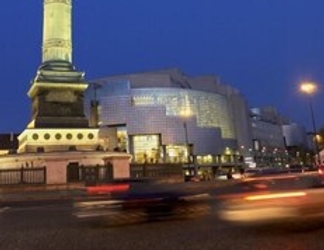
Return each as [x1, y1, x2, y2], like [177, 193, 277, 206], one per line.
[249, 107, 288, 167]
[249, 106, 312, 168]
[0, 133, 19, 156]
[87, 68, 254, 176]
[283, 123, 313, 166]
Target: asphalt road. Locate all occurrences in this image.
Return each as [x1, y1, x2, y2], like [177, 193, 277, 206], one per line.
[1, 199, 324, 250]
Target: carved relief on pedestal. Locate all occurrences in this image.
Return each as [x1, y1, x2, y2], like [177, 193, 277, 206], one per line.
[56, 103, 72, 116]
[45, 91, 77, 103]
[43, 102, 73, 117]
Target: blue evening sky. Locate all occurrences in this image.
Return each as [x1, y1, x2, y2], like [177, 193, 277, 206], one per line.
[1, 0, 324, 133]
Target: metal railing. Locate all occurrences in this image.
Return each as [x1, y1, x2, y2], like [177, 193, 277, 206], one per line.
[130, 163, 184, 178]
[67, 164, 113, 184]
[0, 167, 46, 185]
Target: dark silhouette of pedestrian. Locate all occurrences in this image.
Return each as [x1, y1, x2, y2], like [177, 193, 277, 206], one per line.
[227, 168, 233, 180]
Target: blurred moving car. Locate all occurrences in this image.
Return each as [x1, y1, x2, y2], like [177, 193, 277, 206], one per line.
[242, 166, 306, 178]
[318, 165, 324, 175]
[215, 169, 243, 180]
[288, 164, 305, 173]
[217, 174, 324, 226]
[73, 178, 211, 225]
[184, 175, 201, 182]
[243, 168, 262, 178]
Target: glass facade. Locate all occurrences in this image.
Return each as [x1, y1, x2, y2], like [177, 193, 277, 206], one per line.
[87, 71, 251, 167]
[86, 70, 307, 171]
[94, 86, 241, 165]
[132, 88, 235, 139]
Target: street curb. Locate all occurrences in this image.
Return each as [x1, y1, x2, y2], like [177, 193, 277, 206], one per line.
[0, 180, 239, 203]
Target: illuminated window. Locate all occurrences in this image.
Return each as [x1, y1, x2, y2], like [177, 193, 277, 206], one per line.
[133, 135, 160, 163]
[165, 145, 188, 163]
[197, 155, 214, 164]
[117, 127, 128, 151]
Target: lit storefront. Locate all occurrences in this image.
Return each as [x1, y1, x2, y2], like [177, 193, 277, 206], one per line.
[131, 135, 160, 163]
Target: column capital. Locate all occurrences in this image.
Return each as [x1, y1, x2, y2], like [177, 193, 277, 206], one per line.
[44, 0, 71, 4]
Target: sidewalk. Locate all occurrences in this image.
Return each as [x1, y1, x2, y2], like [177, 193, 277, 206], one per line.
[0, 183, 85, 203]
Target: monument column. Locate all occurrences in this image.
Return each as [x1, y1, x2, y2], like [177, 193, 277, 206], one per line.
[42, 0, 72, 63]
[26, 0, 89, 129]
[16, 0, 130, 183]
[18, 0, 95, 153]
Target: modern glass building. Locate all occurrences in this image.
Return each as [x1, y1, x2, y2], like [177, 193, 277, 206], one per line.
[283, 123, 313, 166]
[86, 68, 253, 171]
[250, 107, 291, 167]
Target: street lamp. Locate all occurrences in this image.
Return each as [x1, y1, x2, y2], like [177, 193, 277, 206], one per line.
[180, 105, 195, 175]
[89, 82, 101, 128]
[183, 121, 190, 163]
[300, 82, 321, 166]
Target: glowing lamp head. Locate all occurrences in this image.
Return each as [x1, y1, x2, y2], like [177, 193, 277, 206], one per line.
[300, 82, 317, 95]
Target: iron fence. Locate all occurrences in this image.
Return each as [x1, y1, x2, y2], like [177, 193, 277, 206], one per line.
[130, 163, 184, 178]
[67, 164, 113, 184]
[0, 167, 46, 185]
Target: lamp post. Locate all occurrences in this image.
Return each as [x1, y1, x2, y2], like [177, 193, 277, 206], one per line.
[89, 82, 101, 128]
[183, 121, 189, 160]
[180, 106, 195, 175]
[300, 82, 321, 166]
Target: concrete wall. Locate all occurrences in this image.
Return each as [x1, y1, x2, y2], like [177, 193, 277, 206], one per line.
[0, 151, 131, 184]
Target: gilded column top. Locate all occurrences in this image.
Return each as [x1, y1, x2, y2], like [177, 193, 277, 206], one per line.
[44, 0, 71, 4]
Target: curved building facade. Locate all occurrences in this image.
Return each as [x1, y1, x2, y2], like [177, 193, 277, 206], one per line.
[87, 68, 253, 168]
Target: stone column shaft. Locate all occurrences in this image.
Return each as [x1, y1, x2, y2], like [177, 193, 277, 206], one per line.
[42, 0, 72, 63]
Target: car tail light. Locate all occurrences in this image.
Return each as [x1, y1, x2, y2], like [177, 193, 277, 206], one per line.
[86, 184, 130, 195]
